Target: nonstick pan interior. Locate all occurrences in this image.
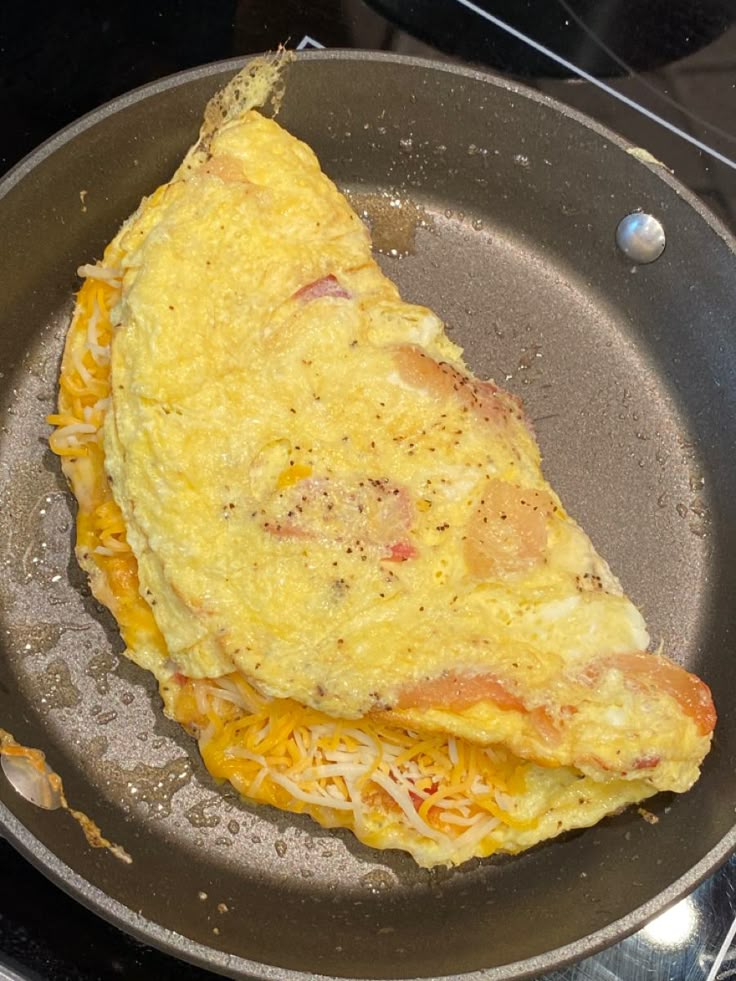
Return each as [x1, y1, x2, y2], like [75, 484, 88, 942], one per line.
[1, 52, 735, 981]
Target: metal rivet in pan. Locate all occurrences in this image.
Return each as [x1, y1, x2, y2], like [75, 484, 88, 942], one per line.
[1, 752, 62, 810]
[615, 213, 666, 264]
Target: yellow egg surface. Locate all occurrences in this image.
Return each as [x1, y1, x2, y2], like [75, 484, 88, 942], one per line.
[49, 63, 715, 867]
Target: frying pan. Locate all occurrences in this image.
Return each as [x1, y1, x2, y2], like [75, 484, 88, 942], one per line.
[1, 51, 735, 981]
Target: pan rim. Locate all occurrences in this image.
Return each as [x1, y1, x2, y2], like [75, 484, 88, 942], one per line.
[1, 48, 735, 259]
[3, 796, 735, 981]
[1, 49, 735, 981]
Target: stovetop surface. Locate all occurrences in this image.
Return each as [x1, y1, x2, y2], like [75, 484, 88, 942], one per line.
[1, 2, 735, 979]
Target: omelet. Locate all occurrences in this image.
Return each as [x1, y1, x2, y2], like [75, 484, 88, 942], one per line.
[49, 58, 715, 868]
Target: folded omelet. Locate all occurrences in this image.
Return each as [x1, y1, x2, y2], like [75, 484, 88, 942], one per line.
[50, 59, 715, 868]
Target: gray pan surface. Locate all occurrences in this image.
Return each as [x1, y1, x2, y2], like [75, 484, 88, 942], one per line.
[0, 51, 735, 981]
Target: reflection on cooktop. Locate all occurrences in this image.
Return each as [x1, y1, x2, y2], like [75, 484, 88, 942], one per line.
[364, 0, 736, 77]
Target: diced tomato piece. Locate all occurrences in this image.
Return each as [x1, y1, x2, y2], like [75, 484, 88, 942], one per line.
[528, 706, 560, 744]
[397, 670, 558, 743]
[393, 344, 522, 425]
[397, 670, 525, 713]
[384, 541, 417, 563]
[464, 479, 554, 580]
[583, 651, 716, 736]
[262, 519, 313, 540]
[409, 782, 439, 810]
[263, 475, 414, 558]
[394, 344, 459, 401]
[201, 155, 250, 183]
[293, 274, 351, 302]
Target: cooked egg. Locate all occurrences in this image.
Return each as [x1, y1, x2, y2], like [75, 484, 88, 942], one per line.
[49, 59, 715, 867]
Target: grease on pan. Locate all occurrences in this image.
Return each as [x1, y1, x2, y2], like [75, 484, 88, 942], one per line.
[0, 727, 132, 863]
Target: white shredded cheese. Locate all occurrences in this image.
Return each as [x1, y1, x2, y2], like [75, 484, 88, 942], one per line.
[268, 771, 354, 811]
[77, 263, 122, 284]
[368, 770, 445, 842]
[453, 814, 500, 850]
[224, 746, 268, 767]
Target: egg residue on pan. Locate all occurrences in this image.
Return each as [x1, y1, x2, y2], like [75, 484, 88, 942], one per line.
[48, 56, 715, 868]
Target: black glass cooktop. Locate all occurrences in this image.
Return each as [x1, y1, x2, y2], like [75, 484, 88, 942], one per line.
[1, 2, 735, 979]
